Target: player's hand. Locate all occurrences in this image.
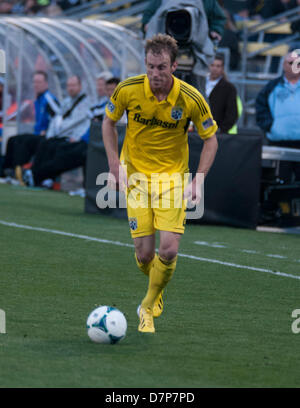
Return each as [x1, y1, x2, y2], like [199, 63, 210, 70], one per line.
[108, 163, 128, 192]
[183, 174, 203, 207]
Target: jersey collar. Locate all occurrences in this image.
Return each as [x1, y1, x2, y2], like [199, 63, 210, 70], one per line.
[144, 75, 180, 104]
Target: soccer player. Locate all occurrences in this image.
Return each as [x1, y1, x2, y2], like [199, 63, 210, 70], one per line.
[102, 34, 218, 333]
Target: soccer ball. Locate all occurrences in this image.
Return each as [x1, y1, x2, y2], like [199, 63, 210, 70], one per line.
[86, 306, 127, 344]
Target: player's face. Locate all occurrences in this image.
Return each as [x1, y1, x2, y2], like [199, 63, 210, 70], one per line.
[209, 59, 224, 80]
[145, 50, 177, 93]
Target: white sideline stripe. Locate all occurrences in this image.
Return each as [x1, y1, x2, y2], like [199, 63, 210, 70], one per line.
[0, 220, 135, 249]
[257, 226, 300, 235]
[241, 249, 259, 254]
[195, 241, 289, 261]
[266, 254, 287, 259]
[1, 219, 300, 281]
[194, 241, 227, 248]
[177, 253, 300, 280]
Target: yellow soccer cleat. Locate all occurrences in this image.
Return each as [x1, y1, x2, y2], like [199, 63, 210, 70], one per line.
[138, 307, 155, 333]
[153, 291, 164, 318]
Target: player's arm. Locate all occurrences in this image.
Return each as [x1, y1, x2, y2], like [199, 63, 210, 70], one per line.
[102, 115, 124, 190]
[184, 91, 219, 204]
[102, 115, 119, 174]
[184, 135, 218, 205]
[102, 81, 128, 189]
[196, 134, 218, 178]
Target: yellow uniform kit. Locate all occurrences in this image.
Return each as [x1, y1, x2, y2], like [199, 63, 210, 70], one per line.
[105, 74, 217, 237]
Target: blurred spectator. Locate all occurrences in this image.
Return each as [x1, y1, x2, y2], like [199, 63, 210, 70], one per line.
[206, 54, 239, 133]
[259, 0, 297, 20]
[23, 77, 120, 189]
[2, 71, 59, 179]
[0, 1, 15, 14]
[46, 75, 90, 141]
[218, 6, 241, 70]
[223, 0, 263, 21]
[56, 0, 81, 11]
[23, 0, 51, 15]
[290, 0, 300, 33]
[256, 50, 300, 181]
[96, 71, 113, 106]
[7, 0, 62, 16]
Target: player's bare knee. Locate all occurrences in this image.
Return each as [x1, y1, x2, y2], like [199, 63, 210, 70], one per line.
[136, 250, 155, 265]
[159, 247, 178, 262]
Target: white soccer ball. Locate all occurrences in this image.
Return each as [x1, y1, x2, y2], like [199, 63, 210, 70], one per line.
[86, 305, 127, 344]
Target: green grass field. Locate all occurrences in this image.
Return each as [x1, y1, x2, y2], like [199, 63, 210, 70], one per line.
[1, 183, 300, 388]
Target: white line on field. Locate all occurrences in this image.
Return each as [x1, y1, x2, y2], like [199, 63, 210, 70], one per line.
[194, 241, 291, 261]
[193, 241, 227, 248]
[0, 220, 135, 249]
[266, 254, 287, 259]
[1, 219, 300, 281]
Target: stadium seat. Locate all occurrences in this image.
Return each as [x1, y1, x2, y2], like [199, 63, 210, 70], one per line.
[239, 42, 289, 56]
[236, 20, 292, 35]
[114, 15, 141, 29]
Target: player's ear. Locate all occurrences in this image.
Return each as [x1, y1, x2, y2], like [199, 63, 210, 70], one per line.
[171, 60, 178, 73]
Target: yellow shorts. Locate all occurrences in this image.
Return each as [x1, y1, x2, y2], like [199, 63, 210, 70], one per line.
[126, 174, 187, 238]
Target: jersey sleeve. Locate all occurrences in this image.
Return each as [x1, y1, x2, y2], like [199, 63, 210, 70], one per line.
[191, 92, 218, 140]
[105, 82, 127, 122]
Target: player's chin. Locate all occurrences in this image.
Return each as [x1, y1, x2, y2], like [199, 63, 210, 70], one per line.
[150, 79, 162, 88]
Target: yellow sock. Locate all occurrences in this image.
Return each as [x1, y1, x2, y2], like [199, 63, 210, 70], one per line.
[134, 252, 156, 277]
[141, 255, 177, 311]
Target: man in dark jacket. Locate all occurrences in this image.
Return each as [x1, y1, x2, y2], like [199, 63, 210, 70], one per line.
[206, 55, 238, 133]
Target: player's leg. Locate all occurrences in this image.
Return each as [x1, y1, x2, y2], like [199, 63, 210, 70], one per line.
[134, 234, 164, 319]
[134, 234, 156, 276]
[126, 184, 157, 332]
[139, 181, 186, 329]
[141, 231, 181, 313]
[133, 234, 158, 333]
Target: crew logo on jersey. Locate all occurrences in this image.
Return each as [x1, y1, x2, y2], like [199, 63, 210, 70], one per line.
[171, 106, 183, 120]
[107, 101, 115, 113]
[202, 117, 214, 130]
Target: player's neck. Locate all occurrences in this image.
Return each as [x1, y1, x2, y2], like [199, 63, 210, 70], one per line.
[152, 79, 173, 102]
[153, 90, 168, 102]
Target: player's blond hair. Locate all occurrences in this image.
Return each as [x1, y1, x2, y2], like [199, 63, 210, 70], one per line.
[145, 34, 178, 64]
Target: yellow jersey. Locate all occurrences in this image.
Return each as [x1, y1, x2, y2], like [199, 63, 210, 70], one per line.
[105, 74, 217, 177]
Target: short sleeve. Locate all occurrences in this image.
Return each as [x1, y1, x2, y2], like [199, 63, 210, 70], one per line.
[191, 93, 218, 140]
[105, 83, 127, 122]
